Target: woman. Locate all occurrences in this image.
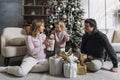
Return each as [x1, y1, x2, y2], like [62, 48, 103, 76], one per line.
[0, 19, 49, 76]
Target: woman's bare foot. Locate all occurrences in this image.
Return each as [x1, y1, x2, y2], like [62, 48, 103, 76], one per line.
[0, 67, 7, 72]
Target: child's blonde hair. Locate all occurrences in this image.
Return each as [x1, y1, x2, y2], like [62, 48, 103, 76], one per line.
[30, 19, 44, 37]
[54, 21, 66, 31]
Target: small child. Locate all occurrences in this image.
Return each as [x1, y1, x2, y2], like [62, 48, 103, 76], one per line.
[49, 21, 70, 54]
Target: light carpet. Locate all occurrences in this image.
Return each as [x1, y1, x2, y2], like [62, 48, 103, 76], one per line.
[0, 55, 120, 80]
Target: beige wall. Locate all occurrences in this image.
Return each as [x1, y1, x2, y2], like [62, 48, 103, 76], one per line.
[81, 0, 120, 29]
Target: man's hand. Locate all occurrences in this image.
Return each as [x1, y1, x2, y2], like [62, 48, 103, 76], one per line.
[84, 56, 94, 62]
[110, 67, 118, 72]
[87, 56, 94, 60]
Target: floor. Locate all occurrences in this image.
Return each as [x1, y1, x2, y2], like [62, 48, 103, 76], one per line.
[0, 54, 120, 80]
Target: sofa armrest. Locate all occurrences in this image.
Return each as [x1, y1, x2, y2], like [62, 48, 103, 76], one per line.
[1, 35, 6, 51]
[111, 43, 120, 52]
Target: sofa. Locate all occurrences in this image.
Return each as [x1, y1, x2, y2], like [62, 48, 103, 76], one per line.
[1, 27, 27, 65]
[99, 28, 120, 61]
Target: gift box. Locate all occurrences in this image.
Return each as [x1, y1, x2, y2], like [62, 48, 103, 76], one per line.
[49, 56, 63, 76]
[77, 53, 87, 75]
[77, 63, 87, 75]
[59, 48, 73, 61]
[63, 62, 77, 78]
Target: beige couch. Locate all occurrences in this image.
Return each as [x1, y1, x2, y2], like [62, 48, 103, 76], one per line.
[100, 28, 120, 52]
[100, 28, 120, 60]
[1, 27, 27, 65]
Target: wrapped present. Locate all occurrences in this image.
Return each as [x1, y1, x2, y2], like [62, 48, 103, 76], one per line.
[77, 53, 87, 75]
[59, 48, 78, 78]
[59, 51, 67, 60]
[59, 48, 77, 62]
[67, 54, 78, 63]
[79, 53, 85, 64]
[59, 48, 72, 56]
[77, 63, 87, 75]
[63, 62, 77, 78]
[49, 55, 63, 76]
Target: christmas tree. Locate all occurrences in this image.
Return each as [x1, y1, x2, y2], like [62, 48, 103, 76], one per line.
[46, 0, 84, 54]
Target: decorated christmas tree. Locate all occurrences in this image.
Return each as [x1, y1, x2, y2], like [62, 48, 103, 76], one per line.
[46, 0, 84, 54]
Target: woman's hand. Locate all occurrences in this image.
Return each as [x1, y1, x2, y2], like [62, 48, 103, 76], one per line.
[44, 39, 50, 47]
[44, 39, 54, 47]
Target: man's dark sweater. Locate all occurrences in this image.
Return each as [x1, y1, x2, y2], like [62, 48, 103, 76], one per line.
[81, 29, 118, 68]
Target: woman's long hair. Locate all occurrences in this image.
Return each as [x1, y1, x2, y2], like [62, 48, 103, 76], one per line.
[29, 19, 44, 37]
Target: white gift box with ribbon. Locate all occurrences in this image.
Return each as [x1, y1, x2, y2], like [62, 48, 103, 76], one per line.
[59, 49, 78, 78]
[63, 62, 77, 78]
[49, 55, 63, 76]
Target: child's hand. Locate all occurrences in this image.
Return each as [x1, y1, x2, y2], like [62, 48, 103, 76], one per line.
[49, 34, 54, 39]
[64, 35, 70, 41]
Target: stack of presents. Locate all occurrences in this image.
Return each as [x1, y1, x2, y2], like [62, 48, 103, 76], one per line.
[48, 48, 87, 78]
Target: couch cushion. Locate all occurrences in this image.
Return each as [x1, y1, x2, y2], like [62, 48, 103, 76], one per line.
[113, 29, 120, 43]
[106, 29, 114, 43]
[117, 54, 120, 61]
[8, 38, 26, 46]
[111, 43, 120, 52]
[99, 29, 107, 34]
[99, 29, 114, 43]
[2, 46, 27, 57]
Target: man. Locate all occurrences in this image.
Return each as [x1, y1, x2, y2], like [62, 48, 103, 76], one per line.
[81, 18, 118, 72]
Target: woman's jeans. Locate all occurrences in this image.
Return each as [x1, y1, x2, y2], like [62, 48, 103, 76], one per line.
[5, 56, 48, 76]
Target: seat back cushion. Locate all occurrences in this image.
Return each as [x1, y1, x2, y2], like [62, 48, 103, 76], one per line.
[106, 29, 114, 43]
[99, 29, 114, 43]
[8, 37, 26, 46]
[2, 27, 27, 41]
[113, 29, 120, 43]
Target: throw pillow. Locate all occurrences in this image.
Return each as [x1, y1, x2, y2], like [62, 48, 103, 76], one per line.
[8, 38, 26, 46]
